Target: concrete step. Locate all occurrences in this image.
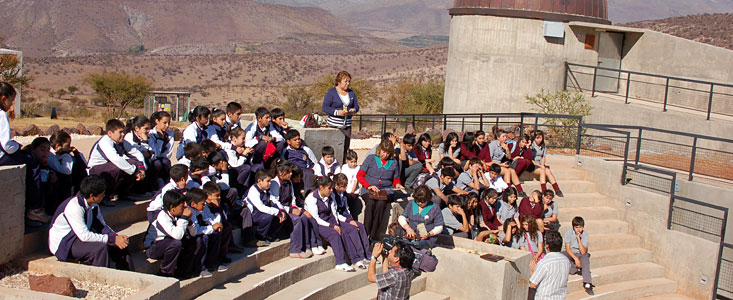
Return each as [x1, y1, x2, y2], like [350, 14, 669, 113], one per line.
[553, 193, 609, 208]
[266, 266, 370, 300]
[558, 206, 621, 223]
[196, 253, 336, 300]
[522, 180, 596, 194]
[587, 234, 641, 251]
[101, 199, 150, 228]
[635, 294, 699, 300]
[333, 275, 428, 300]
[567, 262, 666, 294]
[559, 219, 628, 235]
[588, 248, 654, 269]
[519, 168, 586, 181]
[566, 278, 677, 300]
[411, 291, 451, 300]
[116, 220, 152, 252]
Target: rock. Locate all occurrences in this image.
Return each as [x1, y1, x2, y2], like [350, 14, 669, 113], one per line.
[45, 124, 60, 136]
[29, 274, 76, 297]
[351, 130, 370, 140]
[173, 128, 182, 141]
[88, 126, 103, 135]
[22, 124, 41, 136]
[10, 127, 19, 137]
[61, 128, 80, 135]
[405, 125, 415, 135]
[76, 123, 90, 135]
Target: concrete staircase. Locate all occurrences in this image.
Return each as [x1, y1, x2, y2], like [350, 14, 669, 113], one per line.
[20, 155, 700, 300]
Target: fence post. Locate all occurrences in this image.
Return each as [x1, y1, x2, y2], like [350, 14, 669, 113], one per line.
[461, 117, 465, 132]
[519, 113, 525, 134]
[712, 208, 728, 299]
[563, 62, 568, 91]
[533, 117, 539, 134]
[443, 116, 447, 131]
[635, 128, 642, 166]
[621, 132, 630, 185]
[575, 123, 582, 155]
[663, 78, 670, 112]
[411, 115, 416, 130]
[382, 115, 387, 136]
[591, 67, 598, 97]
[625, 72, 631, 104]
[358, 115, 363, 131]
[479, 114, 484, 131]
[689, 137, 698, 181]
[707, 84, 714, 121]
[666, 173, 676, 230]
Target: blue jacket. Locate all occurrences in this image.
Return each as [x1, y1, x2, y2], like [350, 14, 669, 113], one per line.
[322, 87, 359, 128]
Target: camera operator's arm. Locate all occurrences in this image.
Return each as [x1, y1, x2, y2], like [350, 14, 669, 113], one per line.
[367, 243, 383, 283]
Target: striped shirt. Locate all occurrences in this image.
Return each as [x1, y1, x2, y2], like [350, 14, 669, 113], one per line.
[529, 252, 570, 300]
[376, 266, 412, 300]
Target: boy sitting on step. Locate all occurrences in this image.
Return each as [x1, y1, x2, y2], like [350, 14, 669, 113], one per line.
[563, 216, 594, 295]
[186, 188, 229, 277]
[246, 169, 289, 246]
[147, 164, 189, 223]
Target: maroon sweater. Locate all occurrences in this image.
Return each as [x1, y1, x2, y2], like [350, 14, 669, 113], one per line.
[518, 197, 544, 220]
[480, 200, 502, 230]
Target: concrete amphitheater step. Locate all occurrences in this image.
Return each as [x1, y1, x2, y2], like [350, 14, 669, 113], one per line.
[585, 248, 654, 269]
[115, 220, 151, 252]
[333, 275, 428, 300]
[101, 199, 151, 228]
[265, 266, 370, 300]
[195, 252, 337, 300]
[553, 193, 609, 207]
[559, 219, 629, 235]
[565, 278, 677, 300]
[521, 180, 596, 193]
[410, 291, 451, 300]
[566, 262, 666, 294]
[519, 168, 586, 181]
[635, 294, 700, 300]
[586, 233, 642, 251]
[558, 206, 621, 222]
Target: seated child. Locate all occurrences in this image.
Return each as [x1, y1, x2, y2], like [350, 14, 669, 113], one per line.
[414, 133, 436, 174]
[201, 182, 244, 253]
[88, 119, 146, 205]
[497, 187, 520, 226]
[186, 188, 229, 277]
[425, 167, 462, 206]
[49, 175, 133, 270]
[479, 188, 502, 231]
[304, 176, 355, 272]
[542, 190, 560, 231]
[48, 131, 87, 201]
[244, 107, 278, 168]
[206, 108, 229, 148]
[147, 164, 190, 223]
[177, 142, 204, 167]
[144, 190, 202, 278]
[441, 194, 470, 238]
[338, 150, 362, 219]
[203, 152, 239, 207]
[177, 106, 210, 160]
[187, 156, 210, 189]
[149, 111, 174, 188]
[397, 133, 422, 190]
[124, 116, 156, 193]
[519, 190, 546, 233]
[484, 163, 509, 193]
[223, 126, 254, 191]
[456, 158, 489, 194]
[332, 174, 370, 268]
[488, 130, 526, 197]
[498, 219, 520, 249]
[271, 162, 322, 258]
[519, 215, 544, 270]
[290, 164, 306, 208]
[315, 146, 341, 178]
[245, 169, 289, 244]
[563, 216, 594, 294]
[225, 102, 242, 129]
[282, 129, 318, 193]
[398, 185, 445, 249]
[269, 107, 290, 153]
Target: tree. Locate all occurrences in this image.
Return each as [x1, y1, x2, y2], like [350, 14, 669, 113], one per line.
[280, 85, 317, 119]
[386, 76, 445, 114]
[84, 72, 153, 118]
[0, 45, 32, 88]
[67, 86, 78, 95]
[525, 89, 592, 147]
[56, 89, 67, 99]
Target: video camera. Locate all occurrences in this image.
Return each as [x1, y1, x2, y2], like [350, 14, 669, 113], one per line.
[380, 235, 438, 273]
[381, 235, 420, 257]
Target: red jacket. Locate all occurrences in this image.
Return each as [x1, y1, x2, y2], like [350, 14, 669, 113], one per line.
[518, 197, 544, 220]
[480, 200, 502, 230]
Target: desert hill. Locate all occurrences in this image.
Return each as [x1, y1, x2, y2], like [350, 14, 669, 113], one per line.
[0, 0, 404, 57]
[608, 0, 733, 24]
[621, 13, 733, 50]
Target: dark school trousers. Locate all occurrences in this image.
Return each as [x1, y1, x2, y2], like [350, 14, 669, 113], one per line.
[319, 225, 347, 265]
[563, 251, 592, 284]
[68, 239, 134, 271]
[251, 210, 287, 241]
[340, 221, 369, 262]
[89, 160, 137, 198]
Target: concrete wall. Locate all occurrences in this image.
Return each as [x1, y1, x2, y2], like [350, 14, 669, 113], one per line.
[428, 236, 532, 300]
[575, 155, 722, 299]
[0, 165, 26, 265]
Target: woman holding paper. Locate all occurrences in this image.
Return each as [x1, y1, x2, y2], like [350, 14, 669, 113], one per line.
[321, 71, 359, 160]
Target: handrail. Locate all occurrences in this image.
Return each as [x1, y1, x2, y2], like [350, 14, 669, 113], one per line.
[582, 124, 733, 143]
[566, 62, 733, 88]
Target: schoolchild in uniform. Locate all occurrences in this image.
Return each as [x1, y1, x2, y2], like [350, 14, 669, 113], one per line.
[414, 133, 436, 174]
[338, 150, 363, 219]
[479, 188, 502, 231]
[497, 187, 520, 226]
[271, 162, 321, 258]
[484, 163, 509, 194]
[186, 188, 228, 277]
[458, 132, 479, 169]
[225, 102, 243, 129]
[282, 129, 318, 194]
[398, 185, 444, 249]
[202, 182, 244, 254]
[398, 133, 422, 190]
[438, 132, 461, 166]
[203, 152, 239, 208]
[290, 164, 306, 208]
[488, 130, 526, 197]
[49, 175, 133, 270]
[498, 219, 521, 249]
[304, 176, 355, 272]
[177, 106, 210, 160]
[88, 119, 146, 206]
[177, 142, 204, 168]
[519, 190, 546, 233]
[455, 158, 489, 194]
[332, 173, 370, 268]
[510, 134, 535, 178]
[244, 107, 278, 169]
[124, 116, 156, 193]
[147, 164, 189, 223]
[530, 131, 564, 197]
[542, 190, 560, 231]
[564, 216, 594, 294]
[223, 126, 254, 192]
[144, 190, 202, 279]
[474, 130, 492, 164]
[49, 131, 88, 205]
[315, 146, 340, 178]
[206, 108, 229, 148]
[187, 156, 210, 189]
[424, 167, 463, 206]
[28, 138, 57, 215]
[519, 215, 544, 270]
[441, 194, 470, 238]
[149, 111, 174, 186]
[269, 108, 290, 154]
[245, 169, 289, 243]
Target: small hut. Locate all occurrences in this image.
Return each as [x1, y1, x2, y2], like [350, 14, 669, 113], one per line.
[144, 91, 192, 122]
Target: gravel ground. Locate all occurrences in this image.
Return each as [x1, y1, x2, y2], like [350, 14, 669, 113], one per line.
[0, 263, 138, 299]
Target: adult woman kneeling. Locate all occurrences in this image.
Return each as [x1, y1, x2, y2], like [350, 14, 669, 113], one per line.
[357, 139, 404, 240]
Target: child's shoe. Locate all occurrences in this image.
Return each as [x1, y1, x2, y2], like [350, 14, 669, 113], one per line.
[312, 246, 326, 255]
[354, 260, 367, 269]
[216, 265, 228, 272]
[583, 283, 595, 295]
[200, 269, 213, 278]
[335, 263, 355, 272]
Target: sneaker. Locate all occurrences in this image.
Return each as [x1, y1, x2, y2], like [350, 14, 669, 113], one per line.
[354, 260, 367, 269]
[518, 191, 528, 198]
[289, 251, 313, 259]
[312, 246, 326, 255]
[216, 265, 228, 272]
[555, 190, 565, 197]
[256, 240, 271, 247]
[26, 209, 51, 223]
[200, 269, 213, 278]
[100, 199, 116, 207]
[335, 263, 355, 272]
[584, 283, 594, 295]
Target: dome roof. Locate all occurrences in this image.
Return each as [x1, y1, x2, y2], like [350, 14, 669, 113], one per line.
[452, 0, 609, 24]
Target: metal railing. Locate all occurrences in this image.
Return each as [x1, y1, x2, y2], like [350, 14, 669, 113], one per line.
[564, 62, 733, 120]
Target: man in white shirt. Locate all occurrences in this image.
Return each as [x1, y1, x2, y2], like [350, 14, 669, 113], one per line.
[529, 230, 570, 300]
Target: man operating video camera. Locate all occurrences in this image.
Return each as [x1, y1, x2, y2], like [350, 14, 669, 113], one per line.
[367, 241, 415, 300]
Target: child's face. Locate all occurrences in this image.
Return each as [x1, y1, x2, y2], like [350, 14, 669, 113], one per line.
[291, 174, 302, 183]
[279, 170, 292, 181]
[157, 116, 171, 132]
[468, 197, 478, 209]
[108, 128, 125, 143]
[227, 110, 242, 123]
[543, 194, 554, 204]
[196, 115, 209, 127]
[323, 154, 335, 165]
[287, 136, 302, 149]
[522, 221, 529, 231]
[215, 160, 228, 171]
[449, 204, 461, 214]
[475, 134, 486, 145]
[190, 200, 205, 211]
[33, 143, 51, 165]
[441, 175, 453, 185]
[450, 139, 458, 147]
[508, 194, 517, 204]
[573, 225, 584, 234]
[403, 144, 414, 152]
[56, 140, 72, 152]
[231, 134, 245, 147]
[274, 116, 288, 128]
[420, 139, 431, 148]
[175, 178, 187, 189]
[257, 114, 271, 127]
[212, 114, 226, 127]
[169, 202, 185, 217]
[347, 159, 357, 169]
[135, 124, 151, 141]
[510, 223, 518, 234]
[257, 177, 272, 190]
[206, 193, 221, 206]
[318, 184, 333, 197]
[488, 171, 499, 180]
[535, 135, 543, 145]
[530, 193, 540, 203]
[487, 195, 498, 205]
[335, 184, 347, 193]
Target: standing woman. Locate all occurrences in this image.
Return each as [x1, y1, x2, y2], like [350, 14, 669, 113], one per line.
[322, 71, 359, 160]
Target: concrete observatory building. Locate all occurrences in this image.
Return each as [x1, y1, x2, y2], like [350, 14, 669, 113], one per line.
[443, 0, 615, 113]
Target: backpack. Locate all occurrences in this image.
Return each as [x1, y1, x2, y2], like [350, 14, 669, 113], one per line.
[299, 114, 319, 128]
[412, 172, 439, 190]
[412, 247, 439, 272]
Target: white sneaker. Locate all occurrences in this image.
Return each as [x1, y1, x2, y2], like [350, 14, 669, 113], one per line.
[354, 260, 367, 269]
[312, 246, 326, 255]
[361, 259, 370, 266]
[335, 263, 355, 272]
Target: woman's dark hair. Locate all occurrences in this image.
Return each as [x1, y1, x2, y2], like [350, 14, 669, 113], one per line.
[502, 186, 518, 208]
[462, 131, 475, 148]
[412, 185, 432, 204]
[532, 130, 546, 148]
[376, 140, 395, 159]
[79, 175, 106, 198]
[50, 131, 71, 148]
[163, 190, 186, 211]
[150, 111, 171, 127]
[189, 106, 211, 123]
[417, 133, 432, 151]
[125, 115, 151, 134]
[313, 175, 333, 189]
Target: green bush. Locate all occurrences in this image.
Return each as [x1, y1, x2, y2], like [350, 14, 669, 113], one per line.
[386, 76, 444, 114]
[525, 89, 592, 147]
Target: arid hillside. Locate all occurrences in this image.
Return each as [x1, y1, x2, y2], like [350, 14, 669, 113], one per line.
[622, 13, 733, 50]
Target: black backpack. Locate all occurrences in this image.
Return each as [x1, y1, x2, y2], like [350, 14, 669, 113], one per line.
[412, 172, 439, 189]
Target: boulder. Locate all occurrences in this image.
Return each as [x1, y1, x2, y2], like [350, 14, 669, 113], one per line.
[88, 125, 103, 136]
[61, 128, 80, 135]
[10, 127, 19, 137]
[22, 124, 41, 136]
[173, 128, 182, 141]
[76, 123, 90, 135]
[45, 124, 60, 136]
[29, 274, 76, 297]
